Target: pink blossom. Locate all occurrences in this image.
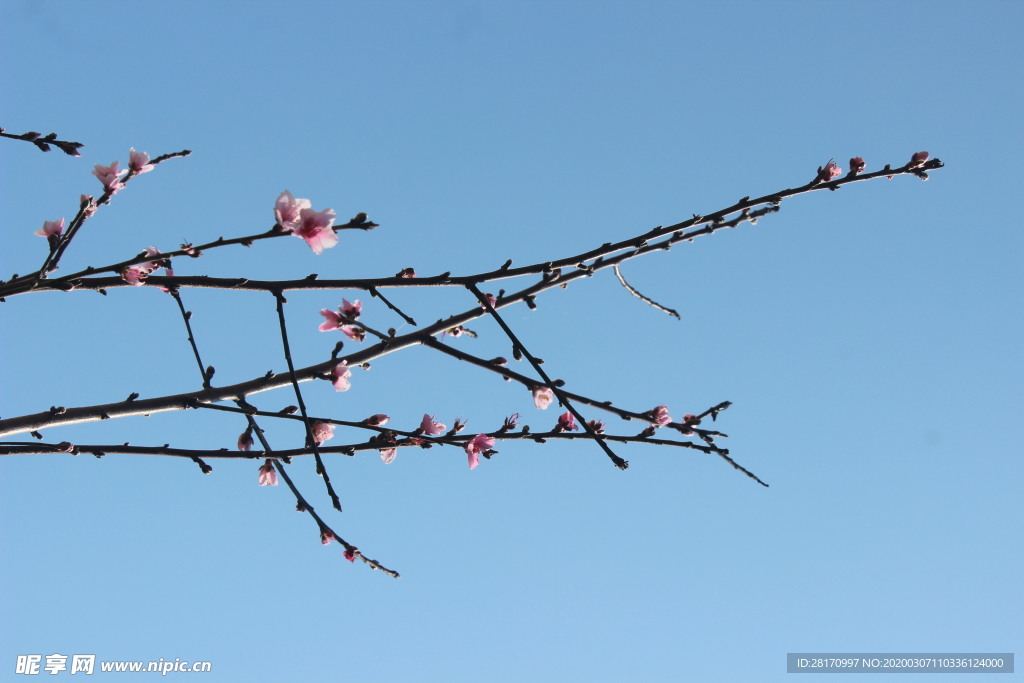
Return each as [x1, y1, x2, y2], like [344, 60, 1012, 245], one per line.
[321, 529, 335, 545]
[465, 434, 495, 470]
[238, 430, 254, 451]
[909, 151, 929, 167]
[319, 308, 343, 331]
[502, 414, 519, 431]
[556, 411, 579, 431]
[652, 405, 672, 426]
[258, 460, 277, 486]
[311, 421, 335, 444]
[157, 267, 175, 293]
[341, 299, 362, 318]
[340, 325, 365, 342]
[80, 195, 97, 218]
[121, 266, 149, 286]
[420, 414, 447, 435]
[480, 293, 496, 310]
[120, 246, 162, 286]
[35, 218, 65, 239]
[380, 448, 397, 464]
[452, 418, 467, 433]
[294, 207, 338, 254]
[274, 190, 311, 231]
[849, 157, 866, 175]
[128, 148, 153, 174]
[331, 361, 352, 391]
[343, 547, 357, 562]
[532, 386, 554, 410]
[92, 161, 125, 193]
[680, 413, 701, 435]
[813, 159, 842, 184]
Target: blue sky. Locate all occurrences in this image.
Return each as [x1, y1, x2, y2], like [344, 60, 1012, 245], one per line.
[1, 2, 1021, 681]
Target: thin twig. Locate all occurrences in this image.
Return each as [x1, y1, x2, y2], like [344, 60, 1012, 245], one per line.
[613, 264, 680, 319]
[273, 291, 343, 511]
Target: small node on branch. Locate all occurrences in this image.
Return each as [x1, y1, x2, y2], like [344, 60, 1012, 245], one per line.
[191, 456, 213, 474]
[126, 392, 139, 402]
[30, 430, 43, 440]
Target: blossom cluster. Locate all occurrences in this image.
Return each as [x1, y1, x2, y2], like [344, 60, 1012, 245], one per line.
[319, 299, 364, 340]
[121, 247, 168, 286]
[275, 190, 338, 254]
[90, 149, 152, 196]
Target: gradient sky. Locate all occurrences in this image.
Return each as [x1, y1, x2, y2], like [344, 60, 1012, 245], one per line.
[1, 2, 1021, 682]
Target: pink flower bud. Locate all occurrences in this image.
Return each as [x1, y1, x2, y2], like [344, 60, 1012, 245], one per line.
[331, 361, 352, 392]
[556, 412, 578, 431]
[366, 414, 390, 427]
[311, 421, 335, 445]
[849, 157, 866, 175]
[909, 151, 929, 167]
[532, 386, 554, 410]
[92, 161, 125, 194]
[321, 529, 335, 545]
[813, 159, 842, 184]
[343, 547, 357, 562]
[157, 267, 175, 294]
[128, 148, 153, 174]
[258, 460, 277, 486]
[652, 405, 672, 426]
[80, 195, 97, 217]
[238, 430, 254, 451]
[380, 448, 397, 464]
[35, 218, 65, 239]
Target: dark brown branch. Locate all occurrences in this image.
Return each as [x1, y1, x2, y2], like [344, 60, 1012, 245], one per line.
[467, 283, 629, 470]
[273, 291, 343, 511]
[0, 128, 83, 156]
[0, 157, 943, 301]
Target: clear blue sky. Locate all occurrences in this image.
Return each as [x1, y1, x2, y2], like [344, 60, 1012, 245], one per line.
[2, 2, 1021, 681]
